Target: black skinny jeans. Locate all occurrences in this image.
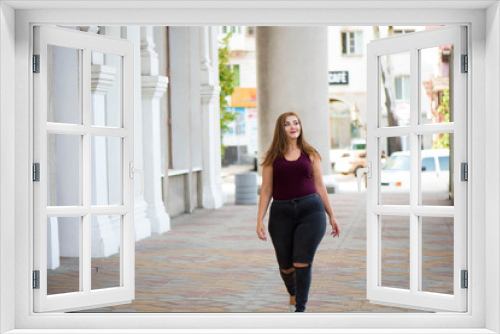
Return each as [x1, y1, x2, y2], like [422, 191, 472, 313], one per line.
[268, 193, 326, 312]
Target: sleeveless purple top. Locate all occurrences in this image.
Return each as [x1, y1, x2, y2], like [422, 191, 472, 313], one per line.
[272, 151, 317, 200]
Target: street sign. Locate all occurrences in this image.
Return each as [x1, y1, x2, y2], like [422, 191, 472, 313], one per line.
[328, 71, 349, 85]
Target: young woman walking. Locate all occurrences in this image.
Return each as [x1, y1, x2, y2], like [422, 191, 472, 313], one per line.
[256, 111, 340, 313]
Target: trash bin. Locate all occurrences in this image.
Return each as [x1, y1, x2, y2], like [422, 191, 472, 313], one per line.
[235, 172, 258, 205]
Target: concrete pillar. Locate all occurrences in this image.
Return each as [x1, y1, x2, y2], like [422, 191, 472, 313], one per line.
[256, 27, 331, 173]
[200, 26, 225, 208]
[140, 26, 171, 234]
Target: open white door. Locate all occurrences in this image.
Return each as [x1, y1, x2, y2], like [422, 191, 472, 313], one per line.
[33, 26, 136, 312]
[366, 26, 467, 312]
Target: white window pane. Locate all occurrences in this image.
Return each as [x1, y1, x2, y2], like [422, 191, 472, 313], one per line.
[380, 215, 410, 290]
[47, 45, 82, 125]
[380, 52, 410, 127]
[420, 45, 453, 125]
[91, 215, 122, 290]
[91, 52, 122, 128]
[421, 216, 454, 295]
[47, 216, 81, 295]
[380, 136, 410, 206]
[47, 133, 81, 206]
[420, 133, 453, 206]
[91, 136, 122, 206]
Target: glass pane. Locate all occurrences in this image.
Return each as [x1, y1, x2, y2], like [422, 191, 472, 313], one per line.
[91, 52, 122, 128]
[91, 215, 121, 290]
[47, 217, 81, 295]
[420, 45, 453, 125]
[380, 51, 410, 127]
[91, 136, 122, 206]
[47, 134, 81, 206]
[421, 216, 454, 294]
[380, 136, 410, 205]
[420, 133, 453, 206]
[380, 215, 410, 289]
[47, 45, 82, 124]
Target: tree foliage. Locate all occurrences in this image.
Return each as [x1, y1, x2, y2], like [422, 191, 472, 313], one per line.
[432, 89, 450, 149]
[218, 32, 236, 157]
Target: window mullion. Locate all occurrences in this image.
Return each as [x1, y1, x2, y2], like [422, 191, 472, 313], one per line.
[82, 48, 92, 295]
[409, 47, 419, 295]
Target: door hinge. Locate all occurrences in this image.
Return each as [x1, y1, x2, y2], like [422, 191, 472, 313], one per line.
[33, 270, 40, 289]
[33, 163, 40, 182]
[461, 162, 468, 181]
[33, 54, 40, 73]
[461, 270, 468, 289]
[461, 54, 468, 73]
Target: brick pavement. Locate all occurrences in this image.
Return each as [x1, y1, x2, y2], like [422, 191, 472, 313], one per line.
[49, 190, 454, 313]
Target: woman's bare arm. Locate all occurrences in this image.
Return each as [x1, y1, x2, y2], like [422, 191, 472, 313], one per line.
[256, 164, 273, 241]
[311, 154, 340, 237]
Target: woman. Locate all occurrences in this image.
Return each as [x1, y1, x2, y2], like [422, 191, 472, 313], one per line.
[256, 111, 340, 313]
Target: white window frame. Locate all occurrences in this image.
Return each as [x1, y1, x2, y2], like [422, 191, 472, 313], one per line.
[366, 25, 468, 312]
[1, 2, 498, 334]
[32, 25, 136, 313]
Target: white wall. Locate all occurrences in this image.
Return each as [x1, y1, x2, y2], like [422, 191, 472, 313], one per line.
[0, 2, 16, 333]
[190, 27, 203, 169]
[169, 27, 191, 170]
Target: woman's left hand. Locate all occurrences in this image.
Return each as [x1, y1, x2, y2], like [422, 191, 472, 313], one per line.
[330, 217, 340, 238]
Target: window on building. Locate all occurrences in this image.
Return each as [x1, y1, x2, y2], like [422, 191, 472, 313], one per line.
[393, 29, 416, 35]
[341, 31, 363, 55]
[222, 26, 243, 35]
[228, 108, 245, 135]
[225, 64, 240, 87]
[233, 64, 240, 87]
[395, 75, 410, 100]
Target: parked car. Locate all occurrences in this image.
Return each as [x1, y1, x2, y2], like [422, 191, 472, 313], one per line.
[334, 150, 367, 175]
[330, 139, 366, 167]
[380, 149, 450, 193]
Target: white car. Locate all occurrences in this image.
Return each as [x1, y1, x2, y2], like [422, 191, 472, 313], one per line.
[330, 139, 366, 167]
[334, 150, 367, 175]
[380, 149, 450, 193]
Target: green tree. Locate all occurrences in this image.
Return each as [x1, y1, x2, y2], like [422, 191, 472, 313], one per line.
[218, 31, 236, 159]
[432, 89, 450, 149]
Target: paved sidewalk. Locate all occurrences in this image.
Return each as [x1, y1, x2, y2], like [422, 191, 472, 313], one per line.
[74, 190, 453, 313]
[49, 166, 453, 313]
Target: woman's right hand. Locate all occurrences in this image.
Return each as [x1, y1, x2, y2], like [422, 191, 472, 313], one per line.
[256, 222, 268, 241]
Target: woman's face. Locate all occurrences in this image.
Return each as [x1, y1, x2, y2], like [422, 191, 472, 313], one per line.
[284, 115, 301, 140]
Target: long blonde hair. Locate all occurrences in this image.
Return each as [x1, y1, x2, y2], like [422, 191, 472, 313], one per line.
[261, 112, 321, 167]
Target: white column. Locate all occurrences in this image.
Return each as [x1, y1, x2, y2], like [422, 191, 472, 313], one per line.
[140, 26, 171, 234]
[200, 26, 225, 209]
[121, 26, 152, 241]
[256, 27, 332, 173]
